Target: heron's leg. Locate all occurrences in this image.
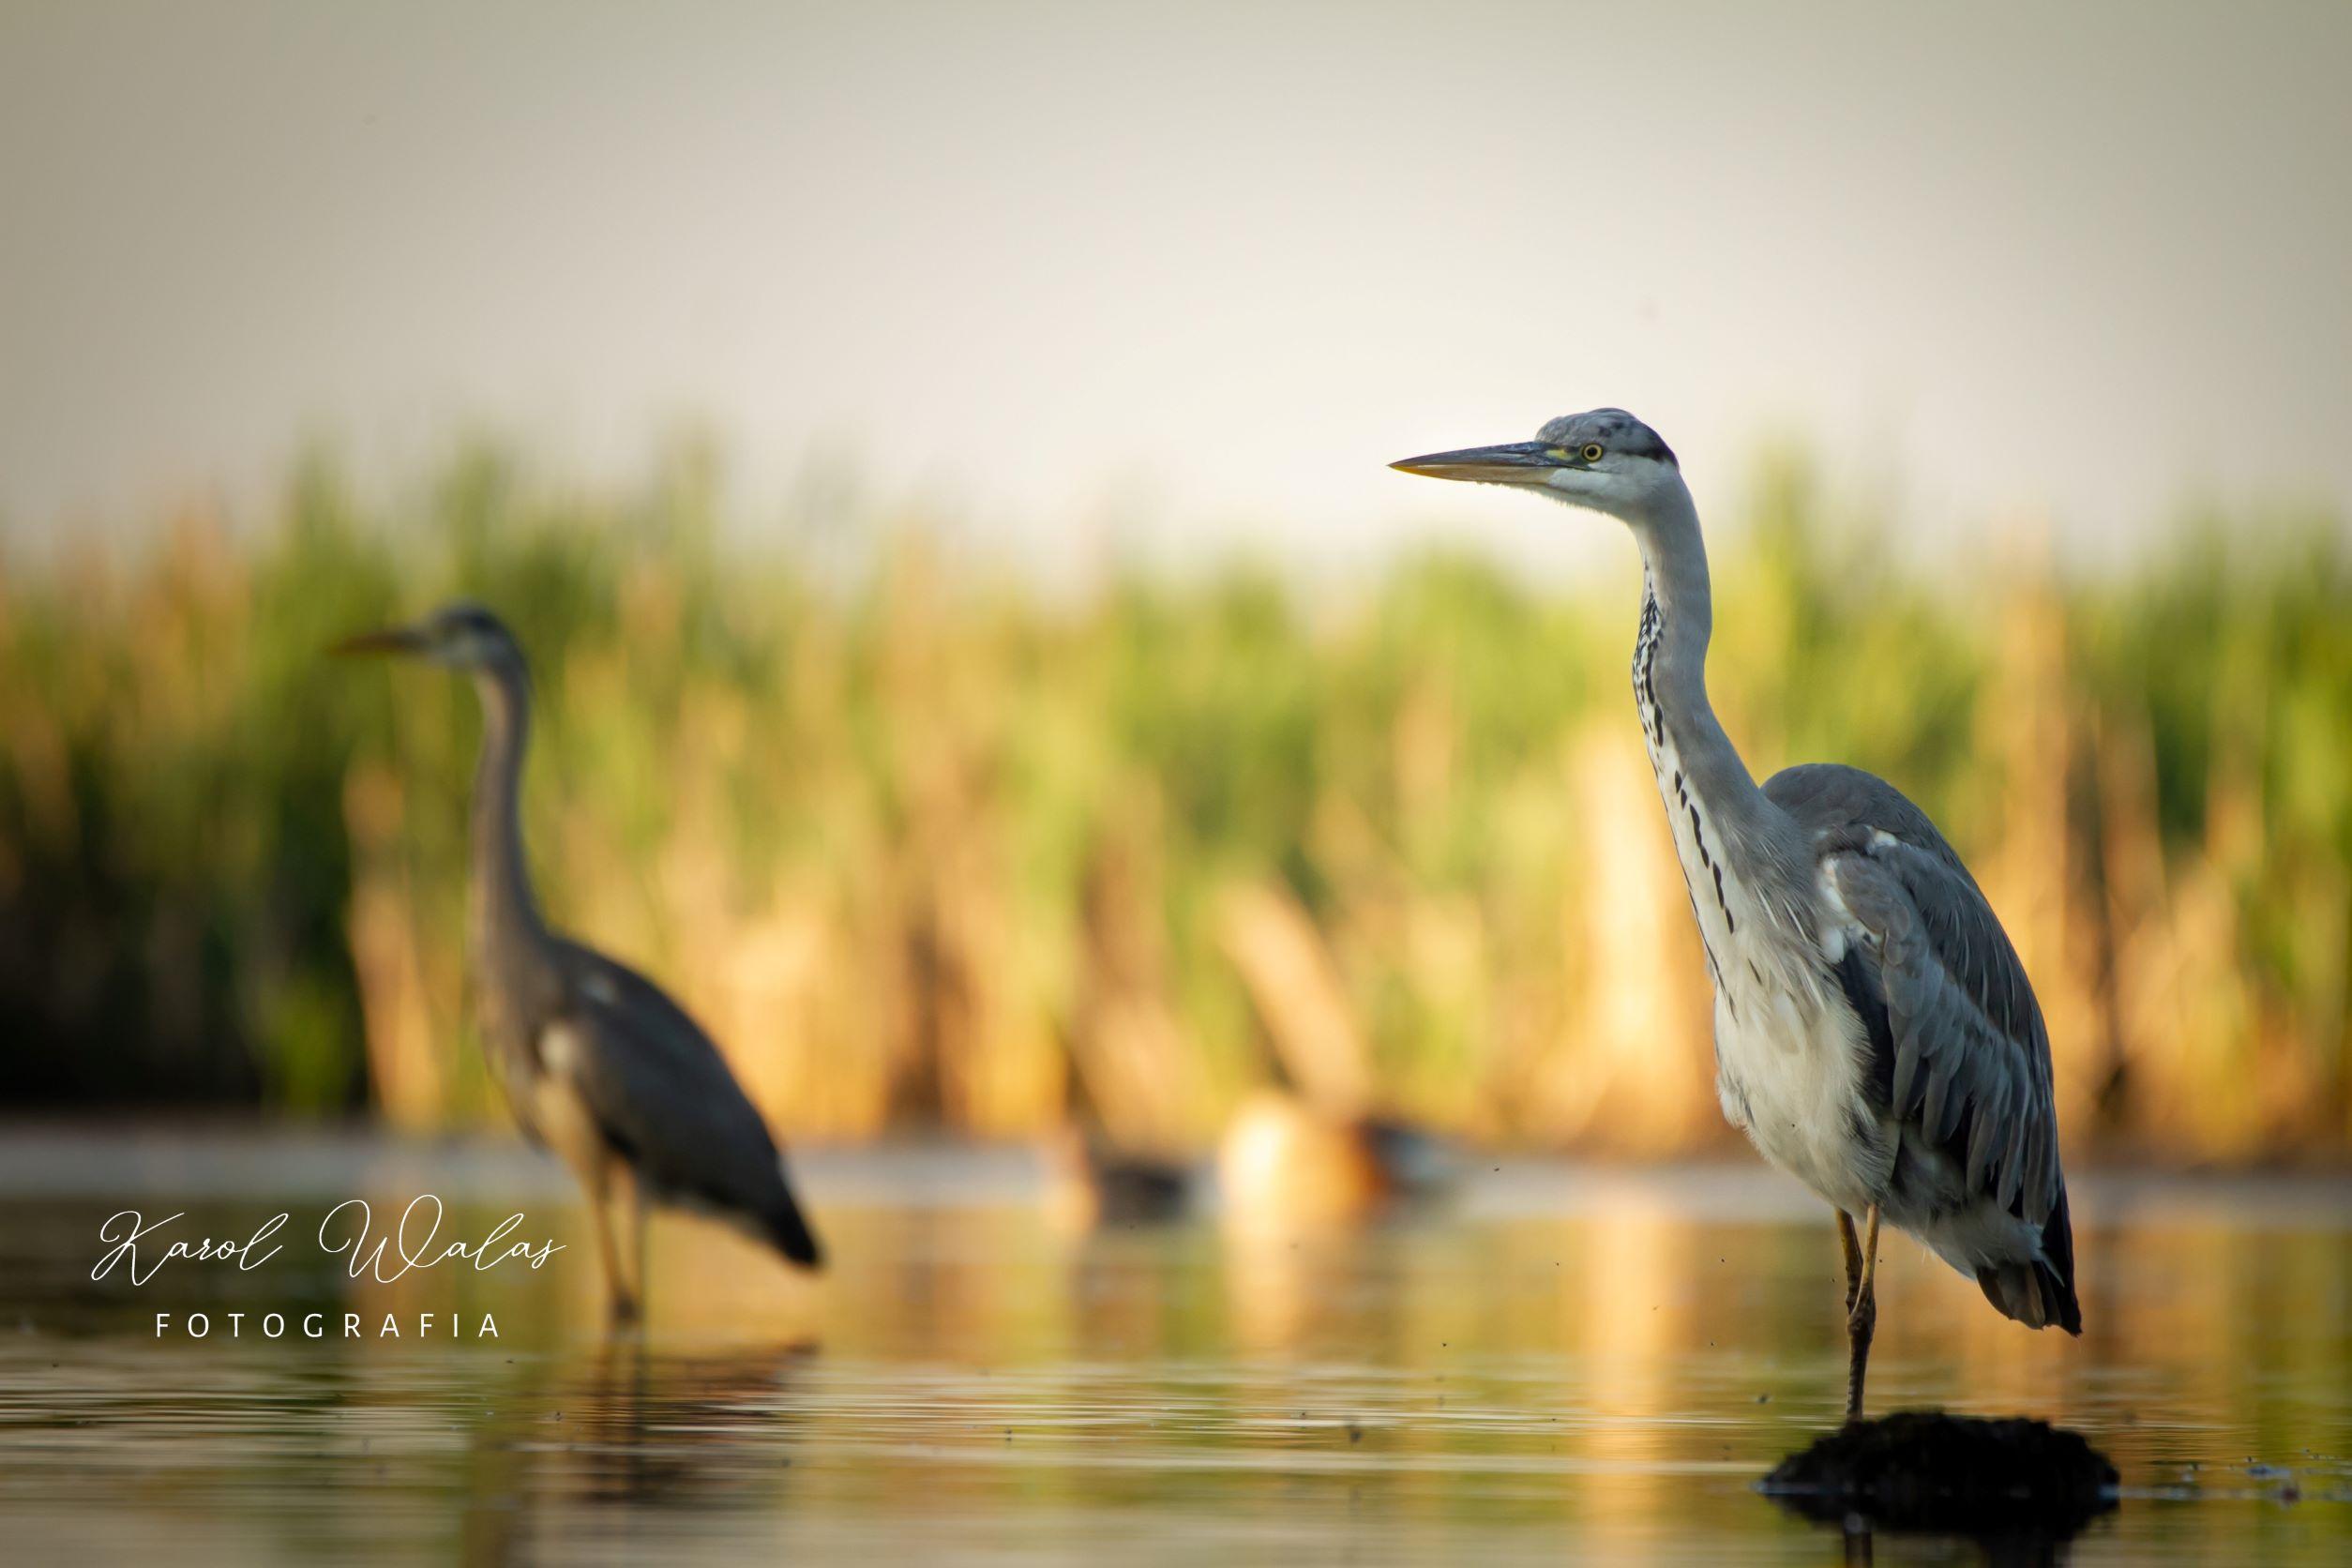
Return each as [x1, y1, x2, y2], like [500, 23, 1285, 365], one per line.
[623, 1164, 649, 1316]
[586, 1158, 640, 1326]
[1836, 1209, 1863, 1314]
[1844, 1203, 1880, 1423]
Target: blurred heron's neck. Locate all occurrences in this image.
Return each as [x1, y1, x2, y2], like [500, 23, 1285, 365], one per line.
[470, 664, 546, 951]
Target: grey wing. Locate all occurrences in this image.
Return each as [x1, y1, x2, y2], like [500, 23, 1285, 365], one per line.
[1823, 837, 2063, 1226]
[1764, 764, 2062, 1224]
[552, 941, 823, 1267]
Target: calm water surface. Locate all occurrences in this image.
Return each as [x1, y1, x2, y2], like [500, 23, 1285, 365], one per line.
[0, 1128, 2345, 1563]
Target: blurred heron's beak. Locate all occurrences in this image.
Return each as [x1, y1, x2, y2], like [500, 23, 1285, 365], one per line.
[329, 625, 427, 657]
[1388, 440, 1563, 485]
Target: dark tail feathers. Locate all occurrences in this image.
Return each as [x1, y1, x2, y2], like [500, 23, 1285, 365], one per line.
[1975, 1184, 2081, 1334]
[765, 1188, 824, 1271]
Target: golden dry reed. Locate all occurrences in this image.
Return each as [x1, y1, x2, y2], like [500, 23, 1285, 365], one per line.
[2, 445, 2345, 1163]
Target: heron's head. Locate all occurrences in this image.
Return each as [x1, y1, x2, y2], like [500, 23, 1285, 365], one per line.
[1390, 408, 1683, 524]
[332, 601, 524, 671]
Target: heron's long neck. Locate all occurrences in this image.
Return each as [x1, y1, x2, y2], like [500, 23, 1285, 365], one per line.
[1629, 488, 1796, 881]
[470, 665, 546, 961]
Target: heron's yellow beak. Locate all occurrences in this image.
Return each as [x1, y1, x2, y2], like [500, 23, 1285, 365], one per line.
[329, 626, 428, 657]
[1389, 440, 1565, 485]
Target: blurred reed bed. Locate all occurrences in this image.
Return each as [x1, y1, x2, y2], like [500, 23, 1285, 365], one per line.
[2, 445, 2346, 1163]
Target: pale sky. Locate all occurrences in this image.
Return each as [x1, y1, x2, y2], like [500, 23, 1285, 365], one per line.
[3, 0, 2346, 578]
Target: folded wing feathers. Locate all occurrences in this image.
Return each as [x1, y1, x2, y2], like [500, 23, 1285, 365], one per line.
[1830, 844, 2060, 1226]
[1965, 1076, 2001, 1191]
[551, 942, 813, 1243]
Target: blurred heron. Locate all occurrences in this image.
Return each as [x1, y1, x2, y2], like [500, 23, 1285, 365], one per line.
[1393, 413, 2079, 1418]
[337, 603, 822, 1320]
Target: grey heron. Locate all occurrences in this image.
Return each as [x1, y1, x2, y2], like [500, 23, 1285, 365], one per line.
[337, 603, 823, 1320]
[1392, 412, 2080, 1418]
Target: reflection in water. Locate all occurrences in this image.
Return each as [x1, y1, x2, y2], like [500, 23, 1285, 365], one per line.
[0, 1137, 2345, 1563]
[459, 1341, 815, 1560]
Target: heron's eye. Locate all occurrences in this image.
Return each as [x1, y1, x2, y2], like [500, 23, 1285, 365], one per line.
[1581, 444, 1605, 463]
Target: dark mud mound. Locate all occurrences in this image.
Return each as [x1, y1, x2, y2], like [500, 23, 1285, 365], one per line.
[1761, 1410, 2117, 1536]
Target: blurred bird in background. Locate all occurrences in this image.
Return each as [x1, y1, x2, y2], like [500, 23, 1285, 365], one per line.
[336, 603, 823, 1320]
